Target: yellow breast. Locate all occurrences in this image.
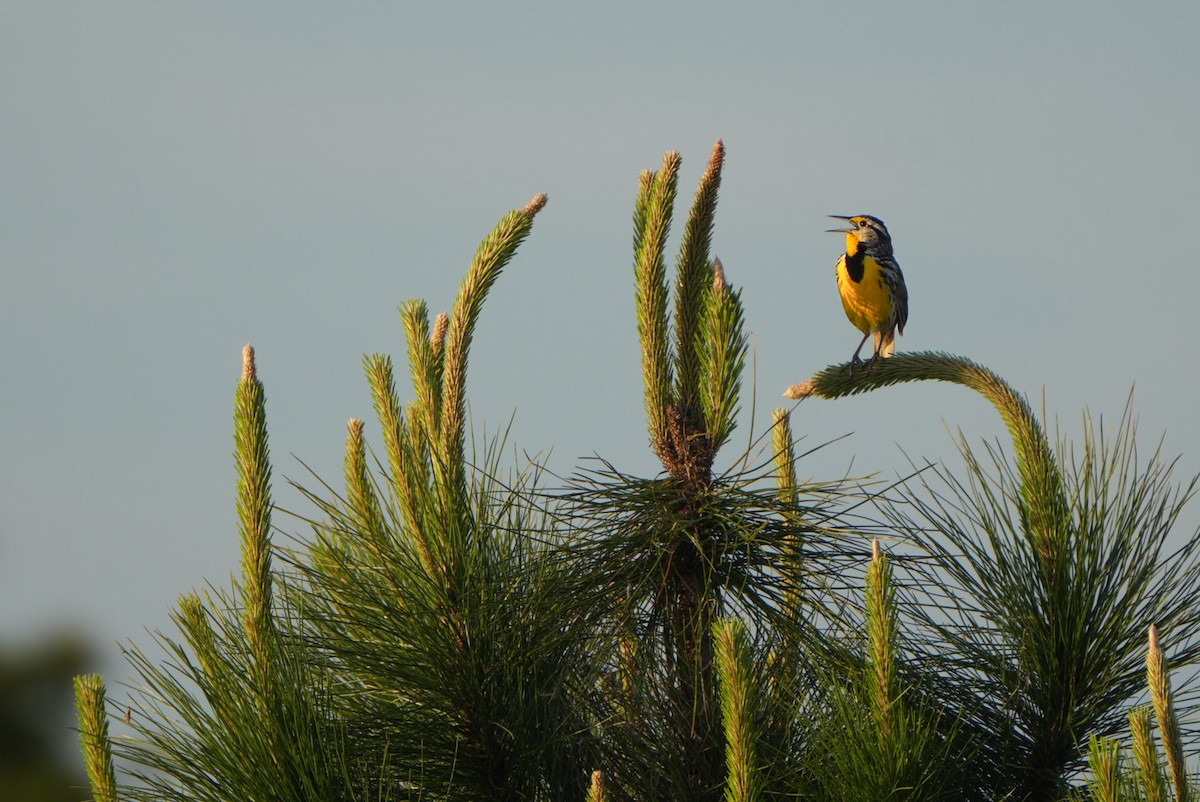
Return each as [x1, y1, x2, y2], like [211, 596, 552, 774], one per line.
[836, 253, 894, 335]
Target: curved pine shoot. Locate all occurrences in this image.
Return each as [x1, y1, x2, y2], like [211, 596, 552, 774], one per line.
[786, 350, 1069, 567]
[440, 193, 548, 504]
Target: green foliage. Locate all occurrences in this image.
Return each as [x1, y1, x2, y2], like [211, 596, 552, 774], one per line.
[800, 541, 974, 802]
[699, 259, 749, 455]
[633, 155, 678, 452]
[673, 140, 724, 420]
[796, 355, 1200, 799]
[1078, 629, 1200, 802]
[714, 619, 760, 802]
[633, 140, 743, 482]
[75, 149, 1200, 802]
[74, 674, 116, 802]
[877, 406, 1200, 799]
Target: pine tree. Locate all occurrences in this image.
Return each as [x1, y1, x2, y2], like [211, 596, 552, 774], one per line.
[76, 143, 1200, 802]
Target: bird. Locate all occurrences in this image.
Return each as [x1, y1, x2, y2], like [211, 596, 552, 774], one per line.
[827, 214, 908, 373]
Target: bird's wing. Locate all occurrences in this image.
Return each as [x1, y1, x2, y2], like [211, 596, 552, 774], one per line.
[883, 260, 908, 335]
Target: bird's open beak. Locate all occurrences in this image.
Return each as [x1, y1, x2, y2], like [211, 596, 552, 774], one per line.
[825, 215, 855, 233]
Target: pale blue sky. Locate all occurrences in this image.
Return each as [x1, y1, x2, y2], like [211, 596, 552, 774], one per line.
[4, 2, 1200, 694]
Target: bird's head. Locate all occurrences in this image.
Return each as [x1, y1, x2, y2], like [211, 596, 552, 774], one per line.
[827, 215, 893, 256]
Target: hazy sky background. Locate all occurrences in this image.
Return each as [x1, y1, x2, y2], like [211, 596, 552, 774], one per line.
[4, 0, 1200, 720]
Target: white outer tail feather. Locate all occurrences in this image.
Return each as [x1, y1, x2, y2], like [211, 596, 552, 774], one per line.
[874, 328, 897, 358]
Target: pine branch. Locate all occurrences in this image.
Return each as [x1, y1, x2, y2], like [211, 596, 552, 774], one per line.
[771, 409, 798, 508]
[675, 139, 725, 420]
[364, 353, 437, 574]
[174, 592, 236, 732]
[176, 593, 222, 695]
[364, 354, 406, 492]
[632, 168, 654, 266]
[401, 299, 443, 449]
[234, 344, 279, 728]
[1088, 734, 1123, 802]
[715, 618, 760, 802]
[872, 371, 1200, 798]
[634, 152, 679, 458]
[344, 417, 386, 543]
[586, 770, 607, 802]
[74, 674, 118, 802]
[1148, 624, 1190, 802]
[698, 258, 748, 457]
[787, 351, 1068, 568]
[431, 309, 449, 401]
[866, 538, 897, 750]
[441, 193, 548, 505]
[1129, 706, 1168, 802]
[771, 409, 806, 617]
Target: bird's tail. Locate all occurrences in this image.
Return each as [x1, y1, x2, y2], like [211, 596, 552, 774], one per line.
[874, 328, 897, 358]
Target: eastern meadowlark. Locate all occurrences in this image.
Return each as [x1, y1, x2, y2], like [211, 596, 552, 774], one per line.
[828, 214, 908, 372]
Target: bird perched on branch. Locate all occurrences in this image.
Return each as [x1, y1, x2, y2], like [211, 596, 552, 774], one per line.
[828, 214, 908, 373]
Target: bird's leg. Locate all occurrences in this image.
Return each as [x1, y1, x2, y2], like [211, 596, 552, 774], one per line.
[866, 339, 883, 371]
[849, 332, 870, 377]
